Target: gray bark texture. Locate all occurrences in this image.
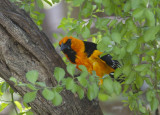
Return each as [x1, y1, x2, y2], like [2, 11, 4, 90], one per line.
[0, 0, 103, 115]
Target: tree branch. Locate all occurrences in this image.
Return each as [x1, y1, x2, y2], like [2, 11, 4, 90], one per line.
[0, 0, 103, 114]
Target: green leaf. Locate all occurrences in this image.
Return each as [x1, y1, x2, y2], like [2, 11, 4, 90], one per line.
[144, 78, 152, 86]
[109, 19, 117, 27]
[44, 0, 52, 6]
[122, 65, 132, 76]
[23, 102, 29, 108]
[94, 0, 102, 4]
[82, 26, 90, 39]
[126, 19, 137, 33]
[151, 98, 159, 111]
[66, 64, 76, 76]
[27, 84, 37, 90]
[52, 91, 62, 106]
[126, 39, 137, 53]
[78, 77, 88, 87]
[119, 47, 126, 59]
[103, 78, 113, 95]
[111, 32, 121, 44]
[9, 87, 14, 94]
[80, 72, 89, 79]
[113, 46, 121, 55]
[52, 0, 59, 4]
[1, 82, 9, 92]
[132, 8, 145, 20]
[125, 72, 136, 84]
[87, 83, 99, 100]
[42, 88, 54, 100]
[38, 13, 45, 20]
[54, 67, 65, 83]
[129, 97, 137, 111]
[78, 65, 87, 72]
[81, 2, 92, 17]
[95, 18, 110, 30]
[114, 68, 122, 79]
[87, 19, 93, 29]
[143, 26, 159, 42]
[71, 84, 78, 94]
[97, 36, 112, 52]
[98, 92, 109, 101]
[36, 82, 46, 87]
[0, 103, 8, 112]
[17, 83, 27, 87]
[146, 90, 155, 102]
[9, 77, 17, 83]
[144, 9, 155, 26]
[134, 64, 147, 72]
[26, 70, 39, 84]
[26, 111, 34, 115]
[113, 81, 122, 95]
[131, 0, 141, 9]
[36, 0, 44, 9]
[135, 76, 143, 89]
[89, 75, 96, 82]
[73, 0, 84, 6]
[66, 78, 74, 90]
[14, 101, 23, 112]
[139, 101, 146, 113]
[55, 86, 63, 93]
[131, 54, 139, 64]
[123, 1, 131, 12]
[23, 91, 37, 103]
[77, 86, 84, 99]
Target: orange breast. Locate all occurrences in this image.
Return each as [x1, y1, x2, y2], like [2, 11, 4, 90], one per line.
[75, 52, 93, 73]
[75, 50, 114, 84]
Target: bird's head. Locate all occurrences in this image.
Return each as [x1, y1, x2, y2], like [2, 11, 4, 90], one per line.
[59, 36, 84, 54]
[59, 36, 72, 53]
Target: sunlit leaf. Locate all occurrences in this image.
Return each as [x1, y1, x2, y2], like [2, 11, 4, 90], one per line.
[66, 78, 74, 90]
[151, 98, 159, 111]
[52, 91, 62, 106]
[143, 26, 159, 42]
[111, 32, 121, 44]
[36, 0, 44, 9]
[82, 26, 90, 39]
[23, 91, 37, 103]
[103, 78, 113, 95]
[42, 88, 54, 100]
[113, 81, 122, 95]
[54, 67, 65, 83]
[26, 70, 39, 84]
[67, 64, 76, 76]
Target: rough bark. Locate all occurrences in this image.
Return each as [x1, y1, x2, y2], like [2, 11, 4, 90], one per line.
[0, 0, 103, 115]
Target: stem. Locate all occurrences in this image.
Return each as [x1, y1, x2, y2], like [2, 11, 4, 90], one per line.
[11, 93, 18, 115]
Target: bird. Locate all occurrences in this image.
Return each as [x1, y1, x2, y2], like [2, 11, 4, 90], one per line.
[59, 36, 121, 84]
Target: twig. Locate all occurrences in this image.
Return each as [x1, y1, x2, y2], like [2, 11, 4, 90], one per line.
[11, 93, 18, 115]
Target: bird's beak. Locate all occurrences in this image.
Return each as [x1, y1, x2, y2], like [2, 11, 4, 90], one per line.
[60, 43, 67, 51]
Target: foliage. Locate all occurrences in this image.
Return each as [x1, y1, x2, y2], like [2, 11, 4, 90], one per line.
[0, 79, 32, 114]
[58, 0, 160, 114]
[5, 0, 160, 114]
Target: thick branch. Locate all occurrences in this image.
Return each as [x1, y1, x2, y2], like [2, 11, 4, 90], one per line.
[0, 0, 103, 115]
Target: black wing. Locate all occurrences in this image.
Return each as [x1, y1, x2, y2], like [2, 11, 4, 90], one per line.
[83, 41, 97, 57]
[101, 54, 124, 82]
[100, 54, 121, 69]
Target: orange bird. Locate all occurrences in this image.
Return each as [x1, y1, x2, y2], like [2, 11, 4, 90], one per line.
[59, 36, 121, 84]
